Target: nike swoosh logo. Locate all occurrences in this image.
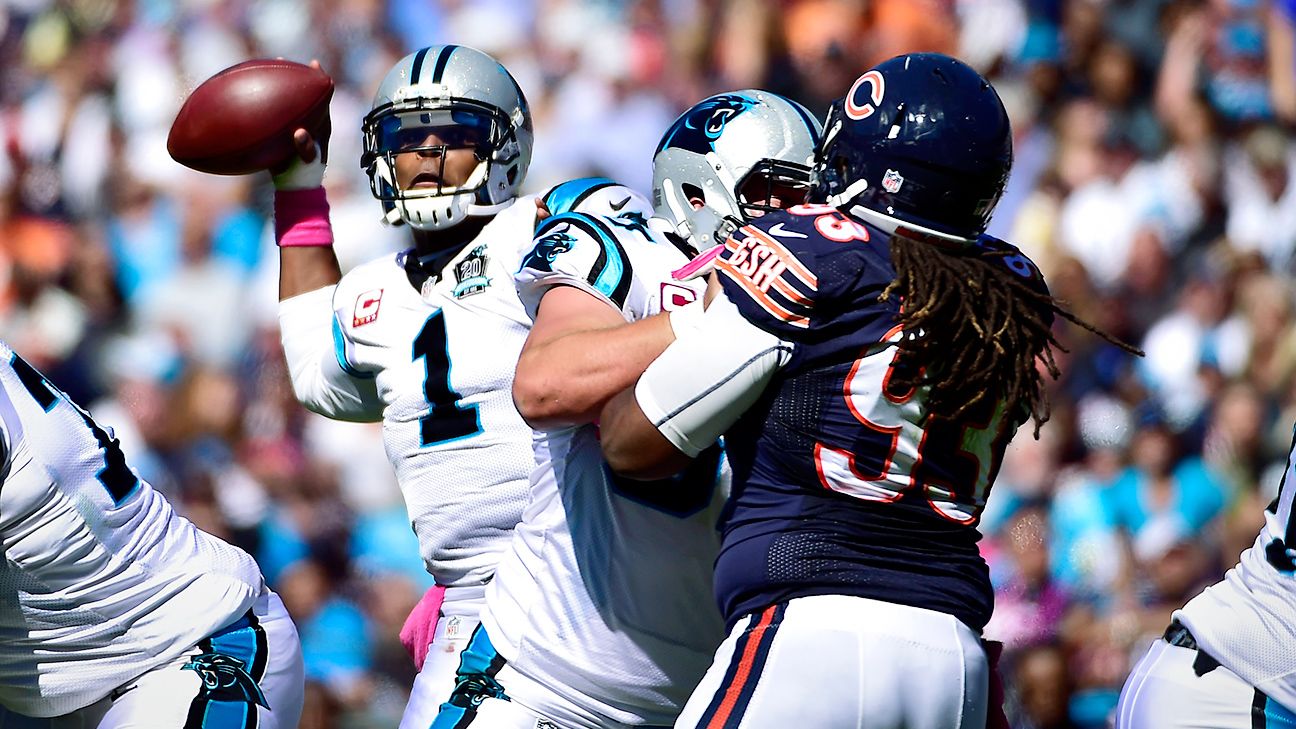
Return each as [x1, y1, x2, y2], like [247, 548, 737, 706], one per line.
[768, 223, 807, 238]
[610, 196, 631, 211]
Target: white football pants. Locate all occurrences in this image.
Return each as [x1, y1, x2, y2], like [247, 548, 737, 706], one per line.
[1117, 637, 1296, 729]
[428, 624, 671, 729]
[400, 585, 487, 729]
[675, 594, 989, 729]
[0, 591, 303, 729]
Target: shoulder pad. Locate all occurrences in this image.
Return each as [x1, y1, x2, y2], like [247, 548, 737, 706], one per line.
[516, 212, 637, 318]
[540, 177, 652, 224]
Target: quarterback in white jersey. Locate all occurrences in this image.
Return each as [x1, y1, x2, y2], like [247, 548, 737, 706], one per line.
[431, 91, 821, 729]
[270, 46, 651, 729]
[0, 341, 303, 727]
[1117, 427, 1296, 727]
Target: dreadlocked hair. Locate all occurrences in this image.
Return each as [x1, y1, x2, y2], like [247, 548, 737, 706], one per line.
[879, 234, 1139, 434]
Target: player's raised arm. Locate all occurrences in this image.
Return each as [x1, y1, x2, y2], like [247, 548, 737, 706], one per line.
[512, 285, 681, 431]
[167, 58, 376, 420]
[274, 125, 342, 300]
[270, 79, 382, 421]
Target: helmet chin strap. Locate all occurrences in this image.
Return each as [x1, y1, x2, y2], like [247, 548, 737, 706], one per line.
[384, 158, 503, 230]
[464, 199, 512, 217]
[825, 178, 869, 209]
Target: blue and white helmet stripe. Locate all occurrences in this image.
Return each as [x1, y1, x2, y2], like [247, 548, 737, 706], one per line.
[540, 177, 652, 226]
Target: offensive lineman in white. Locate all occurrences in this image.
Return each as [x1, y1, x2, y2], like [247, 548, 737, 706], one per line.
[270, 47, 649, 729]
[0, 341, 303, 727]
[1117, 429, 1296, 727]
[429, 91, 821, 729]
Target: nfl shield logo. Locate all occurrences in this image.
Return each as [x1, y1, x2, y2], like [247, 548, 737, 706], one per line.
[882, 169, 904, 193]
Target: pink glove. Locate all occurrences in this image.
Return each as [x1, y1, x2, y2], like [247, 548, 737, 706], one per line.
[983, 639, 1010, 729]
[400, 585, 446, 671]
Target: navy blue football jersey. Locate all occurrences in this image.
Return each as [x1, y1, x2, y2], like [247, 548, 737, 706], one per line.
[710, 204, 1047, 632]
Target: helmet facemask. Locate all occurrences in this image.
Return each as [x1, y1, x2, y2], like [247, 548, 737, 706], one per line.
[735, 159, 813, 219]
[362, 99, 524, 231]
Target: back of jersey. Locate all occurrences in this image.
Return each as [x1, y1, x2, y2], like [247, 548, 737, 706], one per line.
[487, 210, 727, 725]
[1178, 428, 1296, 711]
[0, 342, 263, 717]
[710, 206, 1029, 632]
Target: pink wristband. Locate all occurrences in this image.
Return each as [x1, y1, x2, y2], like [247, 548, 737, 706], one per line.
[274, 188, 334, 247]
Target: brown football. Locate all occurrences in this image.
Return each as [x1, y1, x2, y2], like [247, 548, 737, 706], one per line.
[167, 59, 333, 175]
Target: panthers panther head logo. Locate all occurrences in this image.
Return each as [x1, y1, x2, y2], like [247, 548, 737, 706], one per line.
[182, 652, 269, 709]
[655, 94, 758, 156]
[524, 227, 578, 273]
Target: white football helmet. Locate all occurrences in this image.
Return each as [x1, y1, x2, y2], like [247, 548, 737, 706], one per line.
[361, 45, 533, 231]
[652, 90, 822, 252]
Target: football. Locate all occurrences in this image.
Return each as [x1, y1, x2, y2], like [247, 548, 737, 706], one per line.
[167, 59, 333, 175]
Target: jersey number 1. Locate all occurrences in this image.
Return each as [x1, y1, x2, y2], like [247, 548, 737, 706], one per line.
[414, 311, 482, 447]
[11, 354, 139, 504]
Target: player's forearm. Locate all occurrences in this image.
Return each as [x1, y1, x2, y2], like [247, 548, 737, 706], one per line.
[280, 247, 341, 300]
[599, 386, 692, 480]
[603, 293, 793, 477]
[513, 313, 676, 430]
[275, 187, 342, 300]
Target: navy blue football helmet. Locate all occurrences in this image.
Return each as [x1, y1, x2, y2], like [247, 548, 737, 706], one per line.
[811, 53, 1012, 242]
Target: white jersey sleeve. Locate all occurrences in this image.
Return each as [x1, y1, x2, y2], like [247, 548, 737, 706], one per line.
[516, 211, 672, 322]
[635, 292, 795, 457]
[278, 285, 384, 422]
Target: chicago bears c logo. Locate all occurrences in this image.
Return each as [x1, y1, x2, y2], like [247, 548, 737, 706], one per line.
[655, 94, 758, 155]
[523, 228, 578, 273]
[182, 653, 269, 708]
[845, 70, 885, 120]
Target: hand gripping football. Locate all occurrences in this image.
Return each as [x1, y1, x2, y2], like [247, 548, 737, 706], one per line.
[167, 59, 333, 175]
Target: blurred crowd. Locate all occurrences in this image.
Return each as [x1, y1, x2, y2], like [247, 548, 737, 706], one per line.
[2, 0, 1295, 726]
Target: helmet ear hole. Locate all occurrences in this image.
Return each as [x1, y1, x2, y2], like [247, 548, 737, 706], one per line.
[681, 183, 706, 209]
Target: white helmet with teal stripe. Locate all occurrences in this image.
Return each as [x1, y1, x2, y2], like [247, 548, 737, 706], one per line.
[652, 90, 821, 252]
[361, 45, 533, 231]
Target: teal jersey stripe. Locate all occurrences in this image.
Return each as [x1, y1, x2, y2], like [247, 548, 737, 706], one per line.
[542, 177, 617, 218]
[531, 212, 633, 308]
[332, 317, 375, 379]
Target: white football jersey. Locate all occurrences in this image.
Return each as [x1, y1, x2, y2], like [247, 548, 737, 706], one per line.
[484, 210, 728, 726]
[1178, 427, 1296, 711]
[287, 197, 545, 588]
[0, 340, 264, 718]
